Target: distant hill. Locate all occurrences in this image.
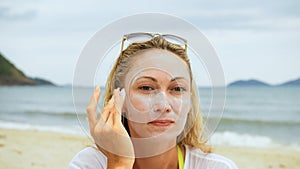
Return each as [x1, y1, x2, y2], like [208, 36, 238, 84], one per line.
[278, 78, 300, 86]
[228, 79, 271, 87]
[0, 52, 55, 86]
[228, 78, 300, 87]
[30, 77, 55, 86]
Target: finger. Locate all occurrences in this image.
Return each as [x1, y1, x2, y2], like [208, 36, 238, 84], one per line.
[87, 86, 101, 130]
[113, 88, 126, 124]
[105, 89, 119, 125]
[100, 94, 115, 122]
[106, 94, 115, 109]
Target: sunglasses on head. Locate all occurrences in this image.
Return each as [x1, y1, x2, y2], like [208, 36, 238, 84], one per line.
[121, 32, 187, 52]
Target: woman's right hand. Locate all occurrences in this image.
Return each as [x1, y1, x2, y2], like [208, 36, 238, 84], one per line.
[86, 87, 135, 169]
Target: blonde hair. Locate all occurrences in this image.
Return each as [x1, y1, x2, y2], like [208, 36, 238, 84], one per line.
[103, 36, 211, 153]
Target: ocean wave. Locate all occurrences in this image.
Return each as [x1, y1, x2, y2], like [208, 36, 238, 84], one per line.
[210, 131, 273, 147]
[210, 131, 300, 151]
[23, 110, 86, 117]
[0, 120, 87, 136]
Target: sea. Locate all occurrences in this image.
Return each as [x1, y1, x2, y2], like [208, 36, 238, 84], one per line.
[0, 86, 299, 150]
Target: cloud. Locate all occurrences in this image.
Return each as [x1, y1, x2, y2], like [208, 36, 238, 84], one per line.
[184, 8, 300, 31]
[0, 6, 37, 21]
[171, 0, 300, 31]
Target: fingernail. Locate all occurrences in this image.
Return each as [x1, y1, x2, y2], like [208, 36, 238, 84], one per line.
[95, 86, 100, 92]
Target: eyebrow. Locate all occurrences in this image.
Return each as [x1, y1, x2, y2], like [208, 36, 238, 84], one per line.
[136, 76, 188, 82]
[170, 77, 188, 82]
[135, 76, 158, 82]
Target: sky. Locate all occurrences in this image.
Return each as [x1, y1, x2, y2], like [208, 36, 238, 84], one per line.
[0, 0, 300, 86]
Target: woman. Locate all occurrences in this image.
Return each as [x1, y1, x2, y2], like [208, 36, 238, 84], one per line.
[68, 33, 238, 169]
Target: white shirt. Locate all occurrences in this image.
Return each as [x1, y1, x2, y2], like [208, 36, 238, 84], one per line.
[68, 145, 238, 169]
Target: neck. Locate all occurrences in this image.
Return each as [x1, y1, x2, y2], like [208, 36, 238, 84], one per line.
[131, 135, 178, 157]
[133, 145, 178, 169]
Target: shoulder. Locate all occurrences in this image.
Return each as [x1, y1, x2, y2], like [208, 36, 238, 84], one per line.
[67, 147, 107, 169]
[185, 145, 238, 169]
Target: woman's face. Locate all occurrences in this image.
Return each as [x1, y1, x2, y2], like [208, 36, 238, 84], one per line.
[123, 49, 191, 140]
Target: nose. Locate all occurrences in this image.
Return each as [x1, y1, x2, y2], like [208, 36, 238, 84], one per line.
[152, 92, 172, 113]
[153, 103, 171, 113]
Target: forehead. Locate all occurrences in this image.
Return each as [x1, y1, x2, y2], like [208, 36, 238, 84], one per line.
[126, 49, 190, 81]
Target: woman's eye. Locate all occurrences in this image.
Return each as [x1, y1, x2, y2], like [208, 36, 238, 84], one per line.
[173, 87, 186, 92]
[138, 86, 154, 91]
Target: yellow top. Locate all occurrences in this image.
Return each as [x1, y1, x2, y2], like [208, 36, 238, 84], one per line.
[177, 145, 184, 169]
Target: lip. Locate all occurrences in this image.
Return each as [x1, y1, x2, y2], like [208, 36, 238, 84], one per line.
[148, 120, 174, 127]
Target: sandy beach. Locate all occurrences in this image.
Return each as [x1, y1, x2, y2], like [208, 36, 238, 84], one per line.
[0, 129, 299, 169]
[0, 129, 91, 169]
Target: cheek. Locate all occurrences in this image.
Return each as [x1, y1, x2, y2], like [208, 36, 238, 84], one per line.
[124, 93, 156, 123]
[127, 93, 151, 112]
[171, 96, 191, 115]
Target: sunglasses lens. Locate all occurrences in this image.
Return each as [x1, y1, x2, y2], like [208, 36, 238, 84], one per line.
[163, 35, 186, 46]
[126, 33, 153, 43]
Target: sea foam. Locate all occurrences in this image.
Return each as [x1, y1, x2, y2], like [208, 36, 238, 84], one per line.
[211, 131, 276, 147]
[0, 120, 86, 136]
[210, 131, 300, 151]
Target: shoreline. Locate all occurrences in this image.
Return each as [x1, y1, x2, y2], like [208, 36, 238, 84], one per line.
[0, 128, 299, 169]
